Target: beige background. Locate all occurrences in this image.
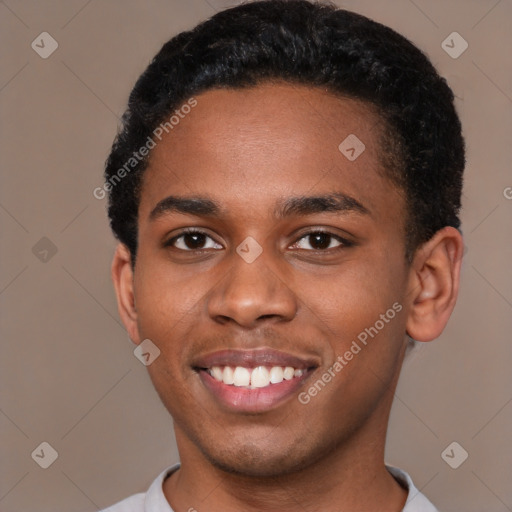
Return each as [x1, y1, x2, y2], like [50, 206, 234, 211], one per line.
[1, 0, 511, 511]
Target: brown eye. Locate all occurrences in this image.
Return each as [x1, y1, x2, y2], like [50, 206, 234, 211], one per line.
[183, 233, 207, 249]
[308, 233, 332, 250]
[167, 230, 223, 251]
[292, 231, 345, 251]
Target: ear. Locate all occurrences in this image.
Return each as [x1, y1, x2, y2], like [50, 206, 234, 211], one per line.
[111, 243, 141, 345]
[405, 227, 464, 342]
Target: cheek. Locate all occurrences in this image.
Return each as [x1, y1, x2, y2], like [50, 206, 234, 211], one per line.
[132, 260, 198, 370]
[299, 258, 408, 392]
[134, 249, 211, 328]
[296, 265, 407, 423]
[307, 263, 404, 337]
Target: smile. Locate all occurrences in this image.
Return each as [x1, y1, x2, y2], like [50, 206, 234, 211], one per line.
[193, 348, 319, 412]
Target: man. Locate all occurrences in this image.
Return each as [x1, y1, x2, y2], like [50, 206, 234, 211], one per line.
[102, 1, 465, 510]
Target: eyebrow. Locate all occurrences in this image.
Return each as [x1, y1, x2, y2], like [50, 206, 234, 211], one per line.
[274, 192, 370, 218]
[149, 192, 370, 221]
[150, 196, 221, 220]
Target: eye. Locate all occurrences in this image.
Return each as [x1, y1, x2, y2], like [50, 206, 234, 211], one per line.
[290, 231, 350, 251]
[166, 229, 223, 251]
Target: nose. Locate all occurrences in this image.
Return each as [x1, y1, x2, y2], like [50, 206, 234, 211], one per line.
[207, 253, 298, 328]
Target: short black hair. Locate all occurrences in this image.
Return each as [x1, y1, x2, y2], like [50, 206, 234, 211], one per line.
[104, 0, 465, 263]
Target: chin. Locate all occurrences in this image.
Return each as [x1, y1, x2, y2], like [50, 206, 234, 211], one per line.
[197, 436, 322, 478]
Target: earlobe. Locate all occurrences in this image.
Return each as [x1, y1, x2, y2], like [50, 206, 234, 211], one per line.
[111, 243, 141, 345]
[406, 227, 463, 342]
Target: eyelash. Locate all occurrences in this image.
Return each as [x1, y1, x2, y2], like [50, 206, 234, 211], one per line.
[164, 228, 353, 253]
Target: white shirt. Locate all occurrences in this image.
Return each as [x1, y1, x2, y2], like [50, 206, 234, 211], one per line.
[100, 464, 439, 512]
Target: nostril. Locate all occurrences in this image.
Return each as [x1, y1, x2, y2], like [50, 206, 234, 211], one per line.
[257, 314, 278, 321]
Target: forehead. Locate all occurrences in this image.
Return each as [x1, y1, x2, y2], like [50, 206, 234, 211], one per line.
[139, 83, 402, 223]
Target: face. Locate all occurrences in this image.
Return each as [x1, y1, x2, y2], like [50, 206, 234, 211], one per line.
[130, 84, 412, 476]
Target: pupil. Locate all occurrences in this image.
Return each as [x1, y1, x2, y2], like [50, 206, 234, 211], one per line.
[310, 233, 330, 249]
[185, 233, 206, 249]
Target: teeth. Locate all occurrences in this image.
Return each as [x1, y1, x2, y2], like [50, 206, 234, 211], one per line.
[269, 366, 284, 384]
[208, 365, 305, 388]
[251, 366, 270, 388]
[283, 366, 295, 380]
[233, 366, 251, 387]
[211, 366, 223, 381]
[222, 366, 234, 385]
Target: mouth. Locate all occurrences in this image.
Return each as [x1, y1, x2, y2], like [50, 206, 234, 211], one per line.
[192, 348, 319, 413]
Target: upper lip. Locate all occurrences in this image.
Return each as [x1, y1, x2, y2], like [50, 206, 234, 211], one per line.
[192, 348, 320, 370]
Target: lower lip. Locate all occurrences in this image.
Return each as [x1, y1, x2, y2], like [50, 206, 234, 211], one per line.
[198, 369, 313, 413]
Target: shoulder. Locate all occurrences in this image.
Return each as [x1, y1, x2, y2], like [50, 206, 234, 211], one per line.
[99, 464, 180, 512]
[386, 465, 440, 512]
[100, 493, 145, 512]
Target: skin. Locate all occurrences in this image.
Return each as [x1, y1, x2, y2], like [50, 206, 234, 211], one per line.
[112, 83, 463, 512]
